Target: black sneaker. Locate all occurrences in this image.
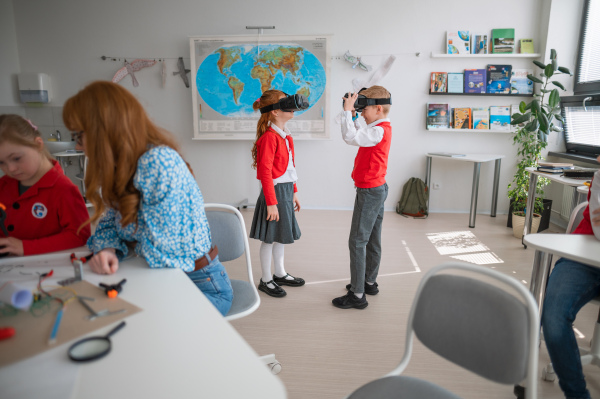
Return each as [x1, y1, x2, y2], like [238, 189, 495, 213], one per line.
[332, 291, 368, 309]
[345, 282, 379, 295]
[258, 279, 287, 298]
[273, 273, 305, 287]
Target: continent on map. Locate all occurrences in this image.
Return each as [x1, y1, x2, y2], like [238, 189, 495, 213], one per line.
[228, 76, 244, 104]
[216, 48, 242, 74]
[250, 65, 276, 93]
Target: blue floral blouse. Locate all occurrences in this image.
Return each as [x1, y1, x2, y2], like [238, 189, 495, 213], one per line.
[88, 146, 211, 272]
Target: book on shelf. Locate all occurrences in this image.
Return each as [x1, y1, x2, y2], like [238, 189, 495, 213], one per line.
[489, 106, 512, 131]
[491, 28, 515, 53]
[454, 107, 472, 129]
[430, 72, 448, 92]
[472, 107, 490, 129]
[464, 69, 486, 93]
[537, 166, 575, 174]
[428, 152, 466, 157]
[447, 73, 464, 93]
[446, 31, 470, 54]
[426, 103, 451, 129]
[519, 39, 534, 54]
[538, 161, 574, 167]
[471, 33, 488, 54]
[487, 64, 512, 94]
[510, 69, 533, 94]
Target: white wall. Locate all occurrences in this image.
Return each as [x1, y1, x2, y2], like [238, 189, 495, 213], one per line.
[3, 0, 585, 213]
[0, 0, 19, 105]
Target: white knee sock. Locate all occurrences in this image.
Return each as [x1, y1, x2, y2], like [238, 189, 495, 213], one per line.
[260, 242, 275, 288]
[273, 242, 287, 278]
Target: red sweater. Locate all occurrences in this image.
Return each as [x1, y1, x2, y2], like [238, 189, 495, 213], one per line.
[0, 160, 91, 255]
[352, 122, 392, 188]
[255, 128, 298, 206]
[573, 177, 594, 235]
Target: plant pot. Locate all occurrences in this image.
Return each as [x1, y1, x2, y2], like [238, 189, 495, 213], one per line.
[512, 212, 541, 239]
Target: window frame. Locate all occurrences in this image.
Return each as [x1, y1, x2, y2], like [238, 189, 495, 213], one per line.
[574, 0, 600, 95]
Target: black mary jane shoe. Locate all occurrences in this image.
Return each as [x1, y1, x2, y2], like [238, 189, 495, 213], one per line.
[273, 273, 305, 287]
[258, 279, 287, 298]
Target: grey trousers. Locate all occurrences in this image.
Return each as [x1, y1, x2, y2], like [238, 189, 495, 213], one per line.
[348, 183, 388, 294]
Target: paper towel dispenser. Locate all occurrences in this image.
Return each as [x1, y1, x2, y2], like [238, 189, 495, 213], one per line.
[18, 73, 52, 103]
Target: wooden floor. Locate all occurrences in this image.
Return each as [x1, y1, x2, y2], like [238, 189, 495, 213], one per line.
[227, 209, 600, 399]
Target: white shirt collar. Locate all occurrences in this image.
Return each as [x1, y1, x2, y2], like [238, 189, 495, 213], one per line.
[270, 122, 290, 139]
[367, 118, 391, 128]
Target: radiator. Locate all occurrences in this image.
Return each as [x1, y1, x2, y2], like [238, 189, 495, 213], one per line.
[561, 185, 577, 219]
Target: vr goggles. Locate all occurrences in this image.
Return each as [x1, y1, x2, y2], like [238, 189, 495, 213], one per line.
[260, 93, 310, 114]
[343, 88, 392, 112]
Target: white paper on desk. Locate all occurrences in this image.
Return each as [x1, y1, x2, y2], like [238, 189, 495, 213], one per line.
[0, 344, 79, 399]
[0, 254, 78, 292]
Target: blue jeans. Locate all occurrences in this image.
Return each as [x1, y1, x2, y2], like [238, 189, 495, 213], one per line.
[348, 183, 388, 294]
[186, 256, 233, 316]
[541, 257, 600, 399]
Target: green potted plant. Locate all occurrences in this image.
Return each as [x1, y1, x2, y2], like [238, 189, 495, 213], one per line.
[508, 49, 572, 238]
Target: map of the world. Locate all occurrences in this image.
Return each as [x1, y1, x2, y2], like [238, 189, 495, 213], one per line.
[196, 44, 326, 117]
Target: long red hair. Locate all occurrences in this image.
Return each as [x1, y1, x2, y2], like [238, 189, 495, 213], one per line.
[63, 81, 183, 229]
[251, 90, 285, 169]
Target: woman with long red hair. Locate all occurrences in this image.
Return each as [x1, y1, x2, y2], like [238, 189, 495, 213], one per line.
[249, 90, 305, 298]
[63, 81, 233, 316]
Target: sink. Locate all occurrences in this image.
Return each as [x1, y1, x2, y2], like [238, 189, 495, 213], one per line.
[44, 140, 78, 155]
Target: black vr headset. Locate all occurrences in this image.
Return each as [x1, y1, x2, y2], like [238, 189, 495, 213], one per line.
[260, 93, 310, 114]
[343, 88, 392, 112]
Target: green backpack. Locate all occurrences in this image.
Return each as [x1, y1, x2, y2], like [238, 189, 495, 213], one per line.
[396, 178, 429, 218]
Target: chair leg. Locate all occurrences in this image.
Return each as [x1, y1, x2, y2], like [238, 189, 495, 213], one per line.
[260, 353, 282, 375]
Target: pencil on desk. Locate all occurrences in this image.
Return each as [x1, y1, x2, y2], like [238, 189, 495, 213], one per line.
[48, 308, 63, 345]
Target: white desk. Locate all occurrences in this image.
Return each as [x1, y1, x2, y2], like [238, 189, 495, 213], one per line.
[522, 168, 591, 243]
[523, 234, 600, 314]
[0, 252, 286, 399]
[426, 153, 504, 228]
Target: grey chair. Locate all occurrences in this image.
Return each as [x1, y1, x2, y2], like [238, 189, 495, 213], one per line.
[542, 201, 600, 381]
[347, 261, 540, 399]
[204, 203, 281, 374]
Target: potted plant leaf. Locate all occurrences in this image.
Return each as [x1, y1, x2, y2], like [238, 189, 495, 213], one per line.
[508, 49, 572, 238]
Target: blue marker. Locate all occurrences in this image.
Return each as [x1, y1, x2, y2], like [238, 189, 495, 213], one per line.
[48, 308, 63, 345]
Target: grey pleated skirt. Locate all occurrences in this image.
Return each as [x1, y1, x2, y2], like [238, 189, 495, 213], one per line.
[249, 182, 301, 244]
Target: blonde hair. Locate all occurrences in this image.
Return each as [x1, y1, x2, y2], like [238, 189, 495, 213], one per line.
[360, 85, 391, 114]
[63, 81, 183, 229]
[0, 114, 53, 160]
[251, 90, 286, 169]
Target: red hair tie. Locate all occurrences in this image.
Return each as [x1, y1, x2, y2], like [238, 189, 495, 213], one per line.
[256, 98, 261, 103]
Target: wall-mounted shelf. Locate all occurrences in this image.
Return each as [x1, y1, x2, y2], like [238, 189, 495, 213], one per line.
[429, 91, 533, 97]
[430, 52, 541, 58]
[426, 128, 515, 133]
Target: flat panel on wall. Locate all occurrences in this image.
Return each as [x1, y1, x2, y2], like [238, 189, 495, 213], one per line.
[189, 35, 330, 140]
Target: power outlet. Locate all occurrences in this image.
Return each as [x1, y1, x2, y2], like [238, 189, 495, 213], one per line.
[433, 183, 441, 190]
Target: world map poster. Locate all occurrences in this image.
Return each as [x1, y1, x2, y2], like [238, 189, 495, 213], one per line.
[190, 35, 330, 140]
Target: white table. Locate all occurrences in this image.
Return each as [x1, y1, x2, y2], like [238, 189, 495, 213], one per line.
[0, 252, 286, 399]
[522, 168, 591, 243]
[425, 153, 504, 228]
[523, 234, 600, 314]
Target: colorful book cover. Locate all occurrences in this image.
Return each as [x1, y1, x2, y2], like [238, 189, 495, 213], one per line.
[490, 106, 512, 130]
[426, 103, 450, 129]
[464, 69, 487, 93]
[430, 72, 448, 92]
[472, 107, 490, 129]
[519, 39, 534, 53]
[447, 73, 464, 93]
[454, 108, 472, 129]
[510, 69, 533, 94]
[491, 29, 515, 53]
[446, 31, 470, 54]
[471, 33, 488, 54]
[487, 64, 512, 94]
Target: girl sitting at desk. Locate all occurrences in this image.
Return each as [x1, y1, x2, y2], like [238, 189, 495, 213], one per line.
[62, 81, 233, 316]
[0, 114, 90, 256]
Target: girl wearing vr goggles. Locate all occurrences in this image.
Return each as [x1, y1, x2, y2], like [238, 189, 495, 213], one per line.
[249, 90, 306, 298]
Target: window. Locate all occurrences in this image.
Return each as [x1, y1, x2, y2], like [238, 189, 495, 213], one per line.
[575, 0, 600, 94]
[561, 96, 600, 156]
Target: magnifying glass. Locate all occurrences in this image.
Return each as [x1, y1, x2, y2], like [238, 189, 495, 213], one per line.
[68, 321, 126, 362]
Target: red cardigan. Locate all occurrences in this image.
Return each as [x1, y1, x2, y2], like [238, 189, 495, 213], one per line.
[0, 160, 91, 255]
[573, 177, 594, 235]
[255, 128, 298, 206]
[352, 122, 392, 188]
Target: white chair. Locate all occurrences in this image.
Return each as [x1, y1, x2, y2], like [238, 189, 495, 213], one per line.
[204, 203, 281, 374]
[542, 201, 600, 381]
[346, 261, 540, 399]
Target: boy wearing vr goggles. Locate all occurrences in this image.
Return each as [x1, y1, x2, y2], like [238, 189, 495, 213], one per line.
[332, 86, 392, 310]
